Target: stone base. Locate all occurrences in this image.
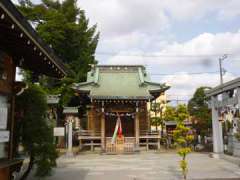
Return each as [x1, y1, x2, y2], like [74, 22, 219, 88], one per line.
[233, 140, 240, 157]
[65, 151, 74, 157]
[209, 153, 223, 159]
[220, 153, 240, 166]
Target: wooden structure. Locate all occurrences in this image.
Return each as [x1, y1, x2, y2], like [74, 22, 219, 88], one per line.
[0, 0, 67, 179]
[206, 78, 240, 158]
[165, 120, 192, 136]
[73, 65, 169, 153]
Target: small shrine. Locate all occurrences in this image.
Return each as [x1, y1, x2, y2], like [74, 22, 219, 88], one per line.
[72, 65, 170, 153]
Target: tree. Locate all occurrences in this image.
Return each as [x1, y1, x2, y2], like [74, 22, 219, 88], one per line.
[188, 87, 212, 136]
[163, 104, 189, 122]
[150, 102, 161, 130]
[173, 123, 194, 180]
[163, 105, 176, 121]
[175, 104, 189, 122]
[16, 85, 58, 179]
[17, 0, 99, 105]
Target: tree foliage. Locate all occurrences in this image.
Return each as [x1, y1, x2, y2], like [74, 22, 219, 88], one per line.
[175, 104, 189, 122]
[173, 123, 194, 180]
[16, 85, 58, 179]
[150, 102, 162, 129]
[18, 0, 99, 105]
[163, 106, 176, 121]
[188, 87, 212, 136]
[163, 104, 189, 122]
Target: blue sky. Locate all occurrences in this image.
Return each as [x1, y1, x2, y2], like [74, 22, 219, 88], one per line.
[13, 0, 240, 103]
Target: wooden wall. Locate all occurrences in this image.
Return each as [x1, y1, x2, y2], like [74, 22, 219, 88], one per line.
[87, 102, 150, 136]
[0, 55, 15, 94]
[0, 54, 15, 180]
[0, 167, 10, 180]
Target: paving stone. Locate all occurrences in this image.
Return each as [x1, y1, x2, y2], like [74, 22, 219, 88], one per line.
[27, 152, 240, 180]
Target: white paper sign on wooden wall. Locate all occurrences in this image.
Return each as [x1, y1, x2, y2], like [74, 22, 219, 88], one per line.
[0, 107, 8, 129]
[0, 130, 9, 142]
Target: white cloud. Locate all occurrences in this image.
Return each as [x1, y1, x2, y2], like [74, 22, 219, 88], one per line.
[79, 0, 169, 38]
[106, 30, 240, 67]
[163, 72, 236, 102]
[79, 0, 240, 37]
[104, 30, 240, 102]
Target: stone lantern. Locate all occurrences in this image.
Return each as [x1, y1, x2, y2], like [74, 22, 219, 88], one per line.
[63, 107, 79, 156]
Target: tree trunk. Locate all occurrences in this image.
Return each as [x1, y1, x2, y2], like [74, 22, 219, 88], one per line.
[161, 122, 164, 137]
[19, 154, 34, 180]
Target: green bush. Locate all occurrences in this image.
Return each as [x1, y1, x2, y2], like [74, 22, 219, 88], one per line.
[16, 84, 58, 179]
[173, 123, 194, 180]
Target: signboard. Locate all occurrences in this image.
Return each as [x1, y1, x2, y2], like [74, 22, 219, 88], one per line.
[54, 127, 65, 136]
[63, 107, 79, 114]
[0, 130, 9, 142]
[47, 95, 60, 104]
[0, 107, 8, 129]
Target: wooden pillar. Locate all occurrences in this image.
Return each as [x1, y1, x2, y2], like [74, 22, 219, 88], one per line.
[9, 64, 16, 160]
[9, 94, 15, 160]
[147, 99, 151, 131]
[87, 110, 90, 130]
[101, 113, 105, 151]
[135, 112, 140, 146]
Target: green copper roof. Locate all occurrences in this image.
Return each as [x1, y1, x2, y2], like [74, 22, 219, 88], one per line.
[73, 65, 170, 100]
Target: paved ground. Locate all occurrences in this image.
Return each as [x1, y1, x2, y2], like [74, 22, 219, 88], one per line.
[28, 152, 240, 180]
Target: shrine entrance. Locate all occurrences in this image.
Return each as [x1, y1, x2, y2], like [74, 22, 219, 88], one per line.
[105, 113, 135, 137]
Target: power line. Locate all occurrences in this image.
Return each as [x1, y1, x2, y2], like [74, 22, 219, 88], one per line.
[168, 95, 193, 97]
[96, 52, 233, 58]
[150, 71, 219, 76]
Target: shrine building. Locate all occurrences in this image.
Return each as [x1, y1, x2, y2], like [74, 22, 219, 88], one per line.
[73, 65, 170, 153]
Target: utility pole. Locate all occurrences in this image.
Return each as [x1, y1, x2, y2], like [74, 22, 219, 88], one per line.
[218, 54, 228, 151]
[219, 54, 228, 85]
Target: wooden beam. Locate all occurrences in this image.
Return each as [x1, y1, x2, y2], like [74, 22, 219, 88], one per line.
[101, 113, 105, 151]
[135, 112, 140, 146]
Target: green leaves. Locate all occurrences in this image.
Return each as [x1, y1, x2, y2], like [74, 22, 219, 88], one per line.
[163, 104, 189, 122]
[18, 0, 99, 106]
[16, 85, 58, 178]
[188, 87, 212, 136]
[178, 147, 191, 157]
[150, 117, 162, 126]
[173, 123, 193, 180]
[164, 106, 176, 121]
[180, 159, 188, 179]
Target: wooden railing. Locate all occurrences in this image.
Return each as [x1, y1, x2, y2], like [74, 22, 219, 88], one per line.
[139, 130, 161, 150]
[140, 130, 160, 136]
[77, 130, 101, 151]
[77, 129, 161, 152]
[105, 136, 135, 154]
[77, 130, 101, 137]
